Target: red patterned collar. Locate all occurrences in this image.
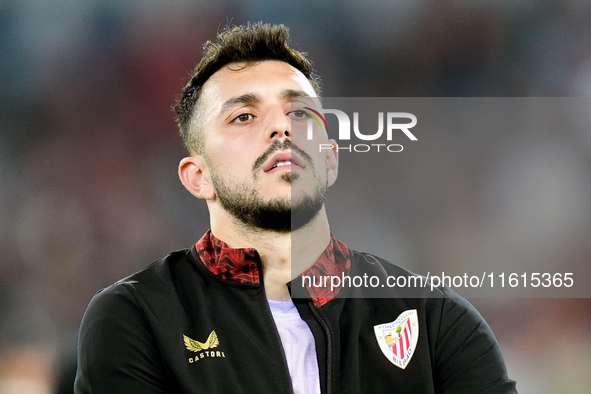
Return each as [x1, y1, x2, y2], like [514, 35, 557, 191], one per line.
[194, 231, 351, 307]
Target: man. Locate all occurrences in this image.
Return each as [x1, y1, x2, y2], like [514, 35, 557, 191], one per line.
[75, 23, 517, 393]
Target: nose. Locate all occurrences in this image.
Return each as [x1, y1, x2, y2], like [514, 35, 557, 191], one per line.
[265, 107, 291, 141]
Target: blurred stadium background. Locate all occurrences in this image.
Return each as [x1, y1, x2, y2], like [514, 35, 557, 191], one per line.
[1, 0, 591, 392]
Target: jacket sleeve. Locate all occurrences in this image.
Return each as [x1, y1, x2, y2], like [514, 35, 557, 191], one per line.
[431, 289, 517, 394]
[74, 284, 171, 394]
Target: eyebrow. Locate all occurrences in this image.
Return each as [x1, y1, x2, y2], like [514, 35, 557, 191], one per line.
[220, 93, 258, 114]
[281, 89, 310, 100]
[220, 89, 312, 114]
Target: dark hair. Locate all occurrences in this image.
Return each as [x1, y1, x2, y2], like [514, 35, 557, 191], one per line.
[173, 22, 321, 154]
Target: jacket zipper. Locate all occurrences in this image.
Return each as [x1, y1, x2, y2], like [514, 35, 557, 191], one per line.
[309, 303, 333, 394]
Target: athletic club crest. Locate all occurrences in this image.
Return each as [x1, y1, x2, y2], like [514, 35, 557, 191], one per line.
[373, 309, 419, 369]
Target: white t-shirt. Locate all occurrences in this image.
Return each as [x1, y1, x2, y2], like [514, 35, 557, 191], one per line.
[268, 299, 321, 394]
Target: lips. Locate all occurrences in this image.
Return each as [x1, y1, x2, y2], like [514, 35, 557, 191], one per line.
[263, 151, 305, 172]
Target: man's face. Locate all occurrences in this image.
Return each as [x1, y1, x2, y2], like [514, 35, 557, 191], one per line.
[193, 60, 337, 232]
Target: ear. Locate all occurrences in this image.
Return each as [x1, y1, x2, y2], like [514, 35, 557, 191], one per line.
[326, 139, 339, 187]
[178, 156, 215, 200]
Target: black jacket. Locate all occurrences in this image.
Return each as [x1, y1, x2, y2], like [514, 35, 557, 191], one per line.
[75, 235, 517, 393]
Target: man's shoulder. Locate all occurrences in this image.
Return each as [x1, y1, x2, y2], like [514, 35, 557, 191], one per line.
[350, 249, 424, 277]
[79, 248, 205, 346]
[347, 249, 516, 392]
[118, 248, 192, 284]
[89, 248, 195, 310]
[348, 248, 450, 299]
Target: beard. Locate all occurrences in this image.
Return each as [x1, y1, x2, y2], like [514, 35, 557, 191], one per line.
[211, 169, 327, 233]
[207, 141, 327, 232]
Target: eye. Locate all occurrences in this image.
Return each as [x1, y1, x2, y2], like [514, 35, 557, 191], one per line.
[289, 110, 310, 119]
[231, 113, 255, 124]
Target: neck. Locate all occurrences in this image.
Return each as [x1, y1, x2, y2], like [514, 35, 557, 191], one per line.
[209, 205, 332, 300]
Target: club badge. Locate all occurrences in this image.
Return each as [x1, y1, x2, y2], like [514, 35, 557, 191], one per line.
[373, 309, 419, 369]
